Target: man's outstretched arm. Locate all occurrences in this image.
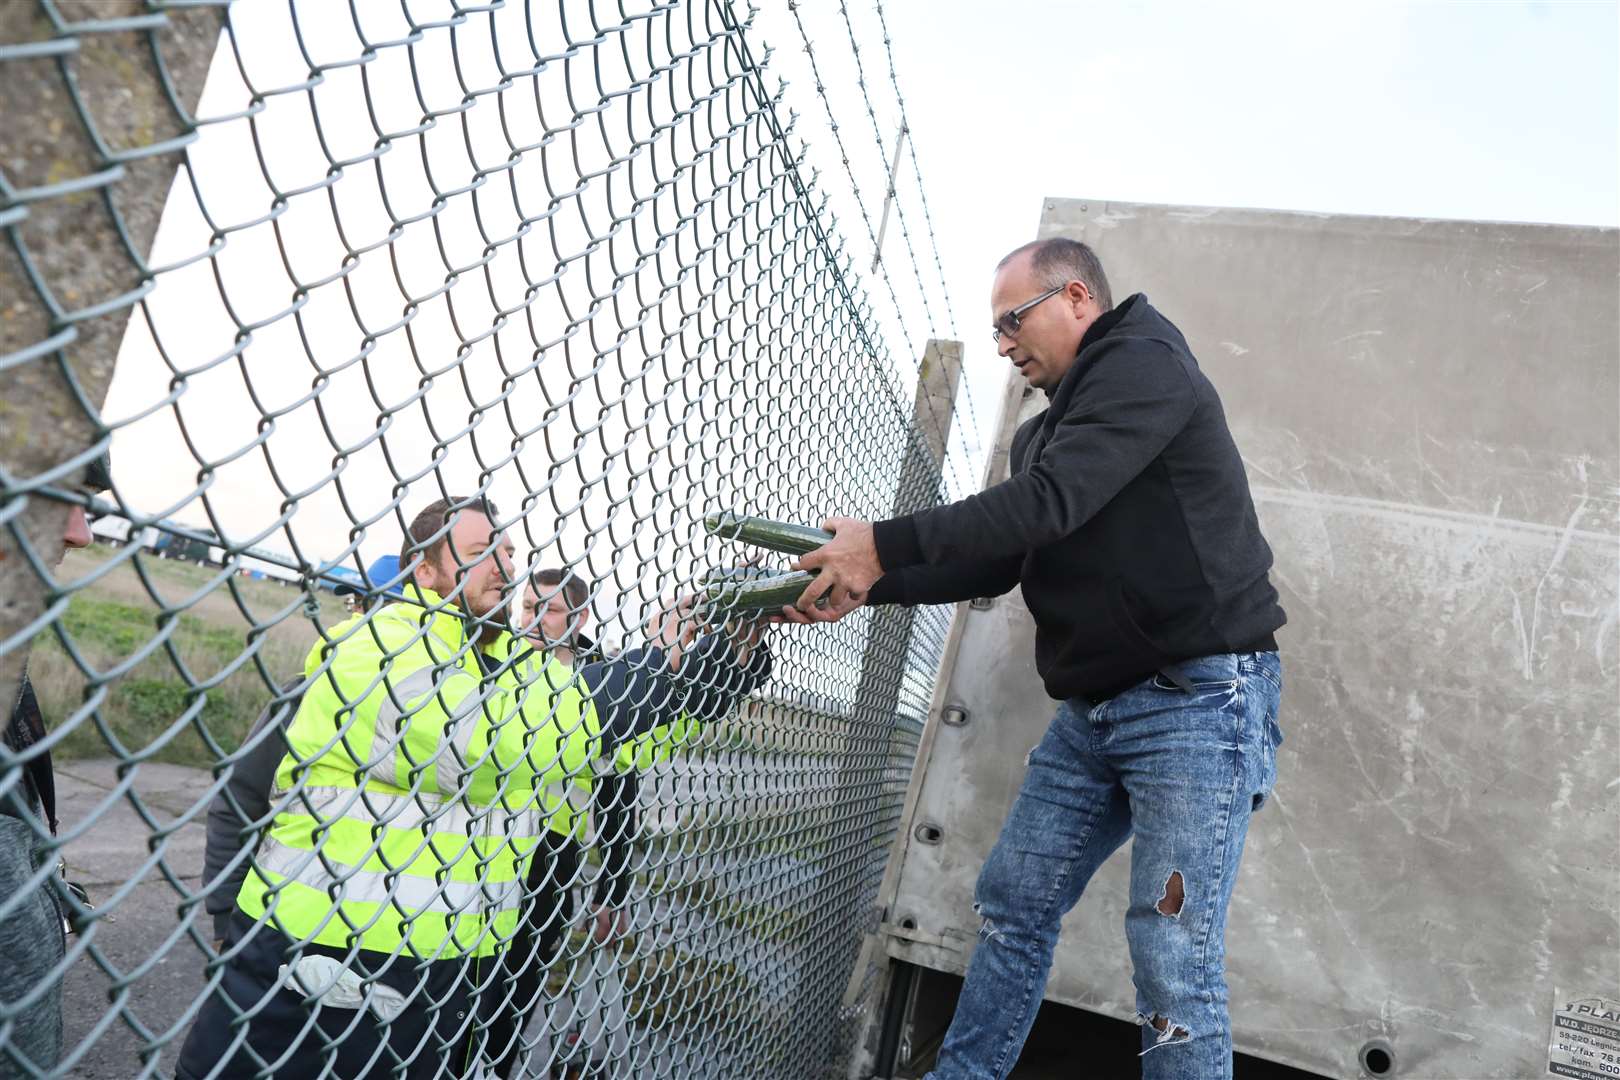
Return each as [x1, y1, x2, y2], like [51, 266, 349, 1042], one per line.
[779, 550, 1021, 624]
[792, 340, 1196, 613]
[866, 555, 1022, 608]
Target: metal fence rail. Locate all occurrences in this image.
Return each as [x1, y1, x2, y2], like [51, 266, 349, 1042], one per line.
[0, 2, 961, 1077]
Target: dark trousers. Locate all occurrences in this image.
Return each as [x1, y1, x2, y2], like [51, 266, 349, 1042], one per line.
[176, 912, 473, 1080]
[472, 830, 578, 1078]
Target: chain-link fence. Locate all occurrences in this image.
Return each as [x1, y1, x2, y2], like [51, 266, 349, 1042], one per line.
[0, 2, 966, 1076]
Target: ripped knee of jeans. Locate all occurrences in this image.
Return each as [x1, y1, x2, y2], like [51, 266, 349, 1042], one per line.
[971, 899, 1008, 946]
[1135, 1011, 1191, 1054]
[1155, 870, 1183, 918]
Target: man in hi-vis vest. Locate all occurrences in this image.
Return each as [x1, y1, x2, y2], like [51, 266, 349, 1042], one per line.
[178, 496, 609, 1079]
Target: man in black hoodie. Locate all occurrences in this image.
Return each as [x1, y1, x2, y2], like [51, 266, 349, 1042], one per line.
[786, 239, 1286, 1080]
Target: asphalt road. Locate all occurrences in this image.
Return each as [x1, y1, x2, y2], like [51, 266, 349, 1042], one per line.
[52, 758, 218, 1079]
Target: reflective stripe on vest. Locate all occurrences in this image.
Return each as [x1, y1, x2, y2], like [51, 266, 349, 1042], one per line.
[370, 664, 492, 790]
[277, 784, 541, 841]
[252, 784, 535, 918]
[253, 833, 525, 916]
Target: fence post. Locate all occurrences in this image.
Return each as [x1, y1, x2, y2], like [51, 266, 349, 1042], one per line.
[818, 338, 963, 1033]
[854, 337, 963, 736]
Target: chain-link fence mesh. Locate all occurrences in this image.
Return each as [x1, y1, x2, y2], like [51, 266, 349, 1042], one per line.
[0, 2, 967, 1076]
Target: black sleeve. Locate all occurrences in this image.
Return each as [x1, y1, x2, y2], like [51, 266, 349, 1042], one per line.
[532, 831, 579, 964]
[202, 681, 300, 939]
[574, 649, 665, 912]
[591, 770, 637, 909]
[674, 631, 772, 726]
[6, 675, 56, 831]
[578, 634, 774, 908]
[583, 633, 774, 752]
[864, 554, 1023, 608]
[873, 340, 1197, 569]
[577, 632, 774, 911]
[579, 645, 680, 751]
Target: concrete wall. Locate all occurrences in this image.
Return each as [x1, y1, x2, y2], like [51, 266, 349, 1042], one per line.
[870, 201, 1619, 1078]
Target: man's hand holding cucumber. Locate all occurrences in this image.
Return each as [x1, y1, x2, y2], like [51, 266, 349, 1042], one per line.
[698, 509, 875, 625]
[783, 516, 878, 624]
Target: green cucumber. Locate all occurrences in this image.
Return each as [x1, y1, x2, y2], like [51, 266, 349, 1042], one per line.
[702, 566, 820, 610]
[703, 510, 834, 557]
[702, 566, 778, 585]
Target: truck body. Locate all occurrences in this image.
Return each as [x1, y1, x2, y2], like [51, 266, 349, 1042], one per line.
[850, 200, 1619, 1079]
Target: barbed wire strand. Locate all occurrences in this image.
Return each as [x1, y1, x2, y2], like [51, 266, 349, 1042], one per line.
[781, 0, 973, 500]
[869, 0, 989, 471]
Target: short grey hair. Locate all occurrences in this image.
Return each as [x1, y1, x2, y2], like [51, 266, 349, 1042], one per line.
[997, 238, 1113, 312]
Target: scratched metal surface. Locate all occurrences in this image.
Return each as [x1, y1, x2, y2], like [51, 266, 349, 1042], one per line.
[874, 201, 1619, 1079]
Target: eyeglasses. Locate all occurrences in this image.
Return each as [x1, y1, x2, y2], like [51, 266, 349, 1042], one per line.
[991, 283, 1069, 344]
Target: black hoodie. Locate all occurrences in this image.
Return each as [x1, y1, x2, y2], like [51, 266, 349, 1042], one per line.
[869, 293, 1284, 701]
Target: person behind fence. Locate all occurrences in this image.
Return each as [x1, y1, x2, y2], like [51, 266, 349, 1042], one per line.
[176, 495, 569, 1079]
[480, 569, 627, 1079]
[198, 554, 409, 951]
[782, 238, 1287, 1080]
[472, 572, 772, 1078]
[0, 453, 110, 1077]
[179, 498, 769, 1078]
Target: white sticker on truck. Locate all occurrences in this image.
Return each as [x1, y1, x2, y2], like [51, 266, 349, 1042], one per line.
[1548, 990, 1620, 1079]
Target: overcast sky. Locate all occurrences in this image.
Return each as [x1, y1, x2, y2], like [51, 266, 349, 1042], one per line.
[100, 0, 1618, 636]
[756, 0, 1620, 483]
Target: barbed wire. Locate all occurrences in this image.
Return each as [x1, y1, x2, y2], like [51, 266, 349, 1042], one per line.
[834, 0, 986, 486]
[868, 0, 988, 469]
[781, 2, 915, 345]
[871, 0, 958, 340]
[781, 0, 974, 500]
[830, 0, 941, 343]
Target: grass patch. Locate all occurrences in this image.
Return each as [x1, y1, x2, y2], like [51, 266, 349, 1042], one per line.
[693, 720, 842, 759]
[27, 545, 339, 770]
[687, 699, 850, 759]
[51, 594, 249, 668]
[634, 805, 835, 869]
[621, 941, 768, 1032]
[55, 596, 152, 656]
[640, 867, 811, 942]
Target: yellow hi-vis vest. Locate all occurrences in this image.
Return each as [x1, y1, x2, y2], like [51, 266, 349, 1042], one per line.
[237, 590, 596, 960]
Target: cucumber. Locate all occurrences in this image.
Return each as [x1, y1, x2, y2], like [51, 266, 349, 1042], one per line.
[703, 510, 834, 557]
[702, 566, 821, 610]
[703, 566, 778, 583]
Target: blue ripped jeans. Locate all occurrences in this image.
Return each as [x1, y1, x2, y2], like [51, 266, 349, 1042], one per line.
[926, 651, 1282, 1080]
